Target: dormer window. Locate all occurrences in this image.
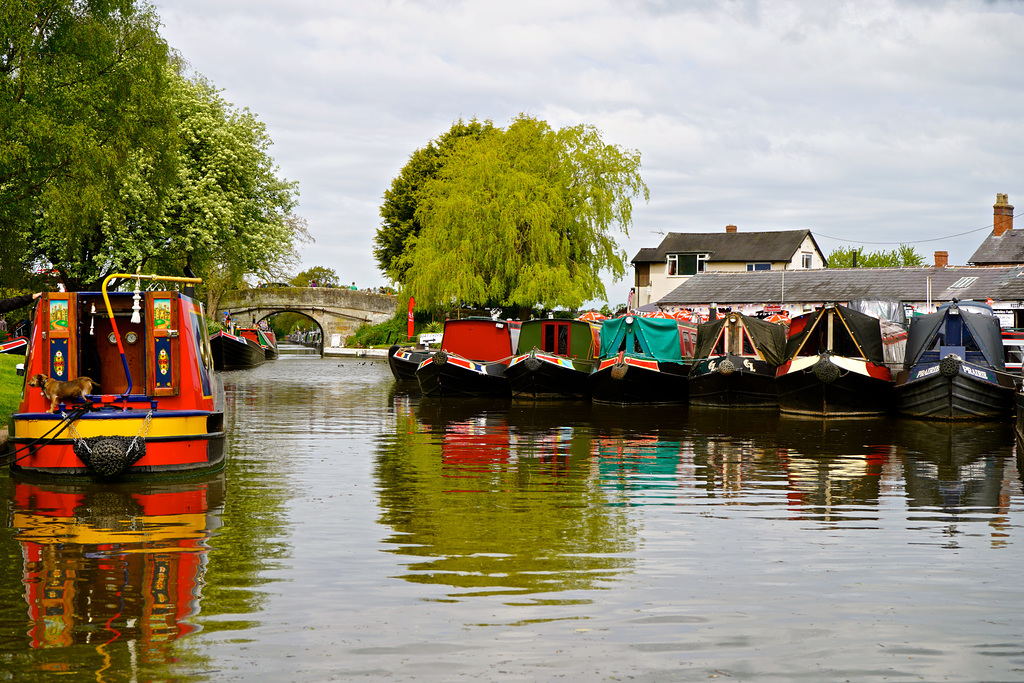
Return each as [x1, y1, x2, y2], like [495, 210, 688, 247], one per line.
[667, 253, 708, 276]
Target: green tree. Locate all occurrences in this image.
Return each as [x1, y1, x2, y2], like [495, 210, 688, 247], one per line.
[0, 0, 177, 289]
[827, 244, 925, 268]
[393, 114, 648, 311]
[140, 72, 307, 309]
[375, 118, 496, 283]
[291, 266, 340, 288]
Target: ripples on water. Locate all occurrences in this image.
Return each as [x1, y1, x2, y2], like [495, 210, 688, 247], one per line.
[2, 356, 1024, 682]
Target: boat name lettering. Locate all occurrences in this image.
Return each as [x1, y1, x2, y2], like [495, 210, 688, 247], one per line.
[915, 365, 940, 379]
[962, 365, 989, 380]
[743, 359, 754, 371]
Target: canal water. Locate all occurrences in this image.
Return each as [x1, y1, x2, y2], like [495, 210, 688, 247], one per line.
[2, 356, 1024, 682]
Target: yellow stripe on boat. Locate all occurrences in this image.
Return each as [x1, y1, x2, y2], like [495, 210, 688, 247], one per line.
[12, 512, 209, 545]
[14, 414, 211, 439]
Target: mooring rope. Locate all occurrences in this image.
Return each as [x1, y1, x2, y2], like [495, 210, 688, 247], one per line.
[0, 402, 94, 466]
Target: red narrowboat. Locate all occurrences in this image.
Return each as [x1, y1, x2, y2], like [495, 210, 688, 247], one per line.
[8, 273, 226, 479]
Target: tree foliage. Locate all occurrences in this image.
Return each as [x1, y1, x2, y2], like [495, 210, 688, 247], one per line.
[375, 118, 496, 283]
[0, 0, 176, 288]
[0, 1, 307, 299]
[383, 114, 648, 311]
[827, 244, 925, 268]
[291, 266, 340, 288]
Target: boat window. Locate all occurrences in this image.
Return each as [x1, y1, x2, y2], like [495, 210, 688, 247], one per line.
[742, 330, 756, 356]
[712, 332, 726, 356]
[543, 322, 570, 355]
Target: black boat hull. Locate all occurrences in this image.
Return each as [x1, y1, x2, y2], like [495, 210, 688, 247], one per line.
[415, 352, 511, 398]
[210, 333, 265, 371]
[688, 355, 778, 407]
[896, 361, 1014, 420]
[387, 345, 430, 382]
[589, 358, 688, 404]
[777, 357, 893, 417]
[505, 353, 594, 399]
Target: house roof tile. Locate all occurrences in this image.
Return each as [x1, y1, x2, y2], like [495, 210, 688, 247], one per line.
[657, 266, 1024, 306]
[631, 229, 816, 264]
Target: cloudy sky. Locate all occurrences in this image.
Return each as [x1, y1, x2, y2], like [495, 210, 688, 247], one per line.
[155, 0, 1024, 304]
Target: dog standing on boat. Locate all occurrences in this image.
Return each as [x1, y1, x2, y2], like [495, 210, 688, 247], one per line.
[27, 374, 98, 412]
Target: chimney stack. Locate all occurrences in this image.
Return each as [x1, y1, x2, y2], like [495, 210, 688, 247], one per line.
[994, 193, 1014, 236]
[934, 251, 948, 267]
[725, 224, 737, 233]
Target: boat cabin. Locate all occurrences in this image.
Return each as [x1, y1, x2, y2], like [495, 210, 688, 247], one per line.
[784, 303, 885, 364]
[693, 313, 787, 364]
[20, 290, 216, 411]
[440, 318, 522, 362]
[599, 315, 697, 361]
[515, 319, 600, 359]
[904, 300, 1005, 372]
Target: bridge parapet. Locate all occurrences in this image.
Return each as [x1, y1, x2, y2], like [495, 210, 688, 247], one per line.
[218, 287, 398, 348]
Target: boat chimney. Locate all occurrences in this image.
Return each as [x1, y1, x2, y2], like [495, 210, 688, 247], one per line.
[994, 193, 1014, 236]
[934, 251, 948, 267]
[725, 224, 737, 233]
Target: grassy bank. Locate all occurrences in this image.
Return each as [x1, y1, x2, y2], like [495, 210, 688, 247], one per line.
[0, 354, 24, 422]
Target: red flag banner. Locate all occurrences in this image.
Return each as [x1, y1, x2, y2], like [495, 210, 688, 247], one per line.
[407, 297, 415, 339]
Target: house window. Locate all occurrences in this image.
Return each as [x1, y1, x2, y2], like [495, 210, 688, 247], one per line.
[667, 253, 708, 276]
[746, 263, 771, 271]
[801, 252, 812, 269]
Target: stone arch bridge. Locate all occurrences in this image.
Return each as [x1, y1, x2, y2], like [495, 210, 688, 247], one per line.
[217, 287, 397, 347]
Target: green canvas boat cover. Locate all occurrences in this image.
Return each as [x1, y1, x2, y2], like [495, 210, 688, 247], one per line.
[599, 316, 683, 361]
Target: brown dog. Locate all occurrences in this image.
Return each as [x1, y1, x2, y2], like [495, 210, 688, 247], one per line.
[27, 374, 99, 412]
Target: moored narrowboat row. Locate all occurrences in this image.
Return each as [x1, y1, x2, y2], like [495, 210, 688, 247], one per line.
[388, 303, 1022, 420]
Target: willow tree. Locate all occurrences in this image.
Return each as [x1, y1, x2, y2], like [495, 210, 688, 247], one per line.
[396, 114, 647, 311]
[374, 118, 496, 283]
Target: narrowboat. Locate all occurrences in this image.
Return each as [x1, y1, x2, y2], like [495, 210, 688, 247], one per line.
[415, 317, 521, 397]
[504, 317, 602, 399]
[7, 274, 226, 479]
[776, 303, 894, 417]
[8, 474, 223, 654]
[895, 300, 1015, 420]
[238, 324, 279, 360]
[387, 344, 432, 382]
[209, 327, 265, 370]
[1, 336, 28, 354]
[589, 314, 697, 404]
[688, 312, 787, 407]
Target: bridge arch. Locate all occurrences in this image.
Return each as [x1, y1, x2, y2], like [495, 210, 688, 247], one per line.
[217, 287, 397, 348]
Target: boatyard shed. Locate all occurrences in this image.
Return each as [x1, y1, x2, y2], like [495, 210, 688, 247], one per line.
[656, 264, 1024, 328]
[631, 226, 826, 308]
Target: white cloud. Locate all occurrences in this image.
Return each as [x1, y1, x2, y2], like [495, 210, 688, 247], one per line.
[156, 0, 1024, 301]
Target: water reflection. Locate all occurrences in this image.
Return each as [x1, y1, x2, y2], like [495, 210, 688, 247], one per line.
[898, 420, 1011, 506]
[377, 396, 637, 601]
[6, 475, 224, 679]
[379, 395, 1019, 596]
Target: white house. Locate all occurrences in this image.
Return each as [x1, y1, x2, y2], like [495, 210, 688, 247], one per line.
[630, 225, 827, 308]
